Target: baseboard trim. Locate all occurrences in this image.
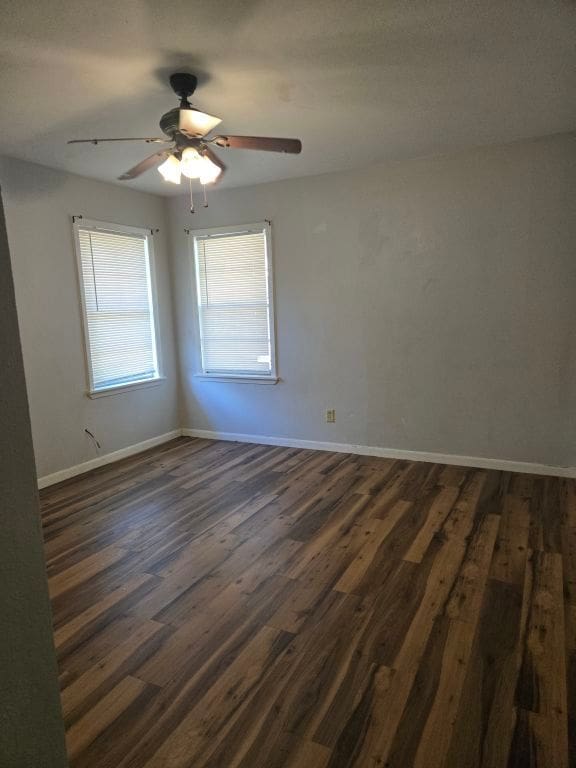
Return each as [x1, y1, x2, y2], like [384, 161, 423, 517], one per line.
[37, 426, 575, 487]
[37, 429, 183, 489]
[182, 428, 576, 479]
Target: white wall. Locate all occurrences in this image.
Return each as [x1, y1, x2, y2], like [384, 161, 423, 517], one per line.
[169, 132, 576, 468]
[0, 157, 179, 478]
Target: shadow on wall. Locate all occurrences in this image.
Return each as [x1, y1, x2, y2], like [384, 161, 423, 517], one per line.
[0, 157, 68, 201]
[0, 186, 68, 767]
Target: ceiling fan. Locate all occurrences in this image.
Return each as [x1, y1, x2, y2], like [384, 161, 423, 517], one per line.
[68, 73, 302, 209]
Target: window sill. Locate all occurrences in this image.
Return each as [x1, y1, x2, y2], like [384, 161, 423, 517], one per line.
[87, 377, 166, 399]
[193, 374, 279, 385]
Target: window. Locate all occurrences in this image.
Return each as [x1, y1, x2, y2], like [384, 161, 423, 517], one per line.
[191, 222, 277, 381]
[74, 219, 161, 396]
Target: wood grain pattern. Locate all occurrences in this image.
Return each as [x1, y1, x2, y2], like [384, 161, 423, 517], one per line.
[40, 437, 575, 767]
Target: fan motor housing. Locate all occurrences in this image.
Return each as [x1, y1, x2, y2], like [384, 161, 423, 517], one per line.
[159, 108, 180, 137]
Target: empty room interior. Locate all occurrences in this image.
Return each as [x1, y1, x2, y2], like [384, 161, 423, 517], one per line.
[1, 1, 576, 766]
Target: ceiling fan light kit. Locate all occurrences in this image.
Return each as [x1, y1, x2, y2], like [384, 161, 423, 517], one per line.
[68, 72, 303, 213]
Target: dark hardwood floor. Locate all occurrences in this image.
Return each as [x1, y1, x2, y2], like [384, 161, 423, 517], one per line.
[40, 437, 575, 767]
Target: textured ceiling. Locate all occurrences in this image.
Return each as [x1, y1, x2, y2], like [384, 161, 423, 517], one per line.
[1, 0, 575, 196]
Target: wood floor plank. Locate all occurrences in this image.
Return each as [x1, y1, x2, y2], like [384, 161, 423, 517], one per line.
[282, 740, 332, 767]
[490, 495, 531, 585]
[445, 578, 525, 768]
[562, 525, 576, 606]
[403, 485, 461, 563]
[199, 593, 366, 768]
[390, 513, 501, 768]
[513, 550, 569, 767]
[334, 500, 412, 593]
[325, 471, 490, 767]
[48, 544, 128, 597]
[66, 675, 151, 760]
[412, 618, 484, 768]
[53, 573, 158, 652]
[445, 512, 501, 623]
[39, 438, 575, 768]
[61, 619, 169, 723]
[141, 625, 293, 767]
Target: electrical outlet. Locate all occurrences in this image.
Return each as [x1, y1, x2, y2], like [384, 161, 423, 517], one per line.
[326, 408, 336, 423]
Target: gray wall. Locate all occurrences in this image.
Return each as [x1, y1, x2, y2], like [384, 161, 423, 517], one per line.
[0, 157, 179, 479]
[4, 134, 575, 477]
[0, 188, 68, 766]
[169, 132, 576, 468]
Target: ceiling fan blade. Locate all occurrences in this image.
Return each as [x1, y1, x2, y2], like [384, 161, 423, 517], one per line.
[179, 109, 222, 138]
[68, 137, 170, 145]
[211, 135, 302, 154]
[200, 146, 227, 182]
[118, 151, 171, 180]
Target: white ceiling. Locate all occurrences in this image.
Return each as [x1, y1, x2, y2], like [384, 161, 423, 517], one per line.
[1, 0, 575, 196]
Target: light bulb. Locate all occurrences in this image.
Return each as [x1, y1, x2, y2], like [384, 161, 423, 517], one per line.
[158, 155, 181, 184]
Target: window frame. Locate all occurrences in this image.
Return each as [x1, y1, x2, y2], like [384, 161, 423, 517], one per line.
[73, 217, 164, 398]
[189, 221, 278, 384]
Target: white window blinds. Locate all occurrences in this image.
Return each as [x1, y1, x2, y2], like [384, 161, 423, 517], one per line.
[193, 223, 276, 378]
[75, 222, 160, 393]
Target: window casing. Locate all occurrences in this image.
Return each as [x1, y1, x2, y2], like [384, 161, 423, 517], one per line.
[74, 219, 162, 396]
[191, 222, 277, 382]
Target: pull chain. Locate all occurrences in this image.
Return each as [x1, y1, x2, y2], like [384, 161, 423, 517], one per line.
[203, 184, 208, 208]
[189, 178, 195, 214]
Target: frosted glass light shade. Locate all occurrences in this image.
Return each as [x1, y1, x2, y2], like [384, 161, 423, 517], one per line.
[179, 109, 222, 138]
[199, 156, 222, 185]
[180, 148, 205, 179]
[158, 155, 182, 184]
[180, 148, 222, 184]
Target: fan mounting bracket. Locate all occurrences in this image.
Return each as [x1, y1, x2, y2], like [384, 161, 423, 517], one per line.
[169, 73, 198, 107]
